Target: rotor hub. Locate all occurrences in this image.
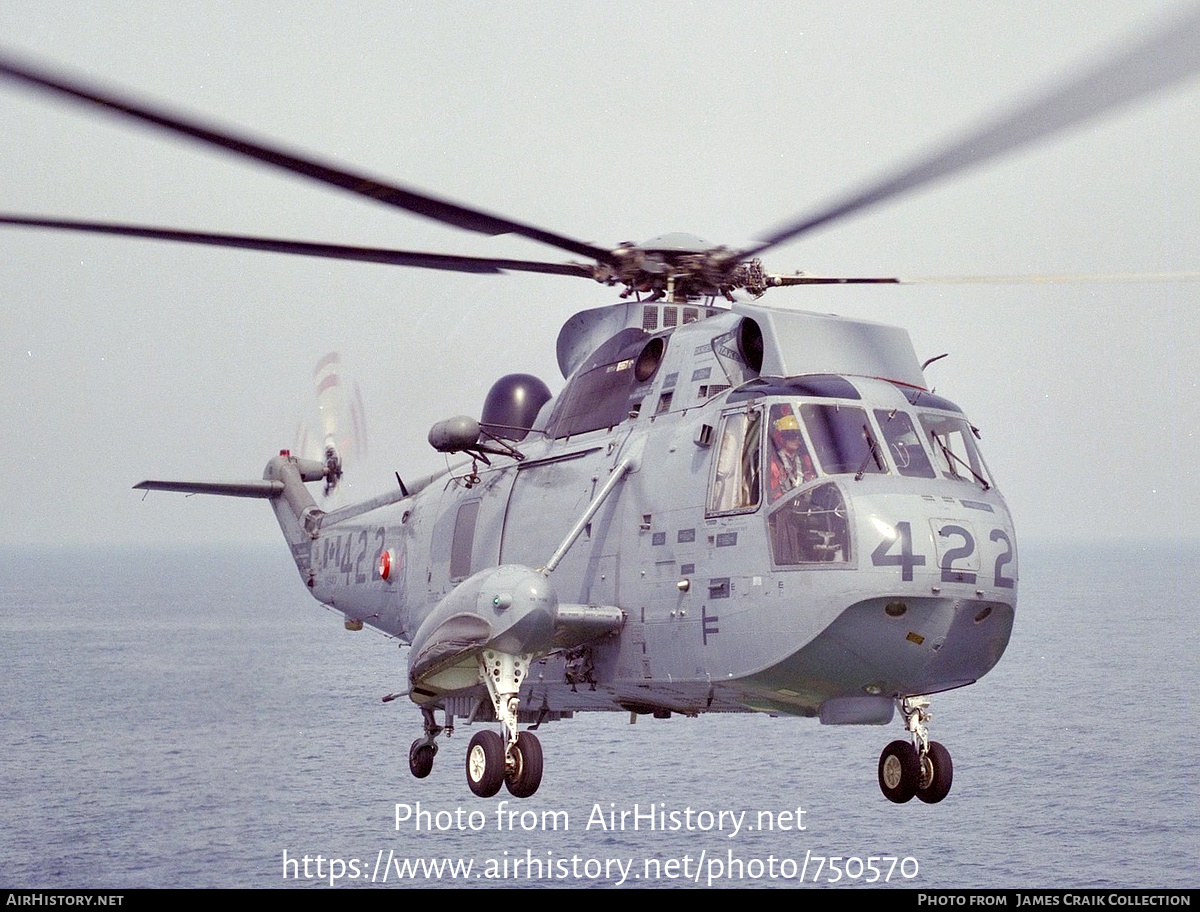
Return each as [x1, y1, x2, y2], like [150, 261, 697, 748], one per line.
[595, 236, 752, 302]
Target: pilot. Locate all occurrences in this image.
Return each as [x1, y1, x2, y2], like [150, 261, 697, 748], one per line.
[769, 412, 816, 500]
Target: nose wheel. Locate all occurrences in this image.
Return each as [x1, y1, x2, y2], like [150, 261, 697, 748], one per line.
[877, 697, 954, 804]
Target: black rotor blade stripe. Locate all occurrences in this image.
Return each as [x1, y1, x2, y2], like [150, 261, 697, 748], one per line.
[0, 215, 595, 277]
[770, 272, 1200, 286]
[0, 53, 616, 266]
[745, 3, 1200, 257]
[769, 275, 901, 285]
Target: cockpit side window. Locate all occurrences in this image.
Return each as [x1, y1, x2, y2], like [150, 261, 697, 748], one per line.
[874, 409, 936, 478]
[707, 409, 762, 514]
[919, 414, 992, 489]
[800, 404, 886, 476]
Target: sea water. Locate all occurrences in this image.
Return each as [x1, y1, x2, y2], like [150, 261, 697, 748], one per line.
[1, 541, 1196, 888]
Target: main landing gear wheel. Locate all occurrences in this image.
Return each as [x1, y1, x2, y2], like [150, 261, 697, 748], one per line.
[879, 695, 955, 805]
[409, 740, 435, 779]
[916, 740, 953, 804]
[474, 648, 544, 799]
[504, 731, 543, 798]
[878, 739, 921, 803]
[465, 730, 505, 798]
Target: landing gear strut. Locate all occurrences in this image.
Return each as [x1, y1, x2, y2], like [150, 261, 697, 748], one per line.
[464, 648, 544, 798]
[877, 696, 954, 804]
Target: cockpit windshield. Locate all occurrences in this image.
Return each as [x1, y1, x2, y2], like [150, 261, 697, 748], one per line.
[919, 413, 992, 489]
[874, 409, 936, 478]
[760, 401, 888, 506]
[705, 383, 1000, 567]
[707, 389, 998, 567]
[709, 388, 997, 566]
[799, 403, 886, 477]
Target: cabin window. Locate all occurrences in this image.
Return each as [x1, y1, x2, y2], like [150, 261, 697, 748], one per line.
[707, 410, 762, 514]
[800, 404, 886, 476]
[450, 500, 480, 580]
[919, 414, 992, 489]
[874, 409, 936, 478]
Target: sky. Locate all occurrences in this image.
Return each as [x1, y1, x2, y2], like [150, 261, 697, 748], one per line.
[0, 0, 1197, 547]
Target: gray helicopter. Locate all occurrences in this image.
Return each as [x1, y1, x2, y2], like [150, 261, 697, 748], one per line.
[2, 6, 1197, 803]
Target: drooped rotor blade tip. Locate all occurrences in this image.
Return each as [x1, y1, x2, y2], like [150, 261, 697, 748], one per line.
[747, 3, 1200, 257]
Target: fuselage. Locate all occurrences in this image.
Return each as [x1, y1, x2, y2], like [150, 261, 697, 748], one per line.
[298, 301, 1016, 725]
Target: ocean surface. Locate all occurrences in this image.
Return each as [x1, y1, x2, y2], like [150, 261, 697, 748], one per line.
[1, 541, 1196, 889]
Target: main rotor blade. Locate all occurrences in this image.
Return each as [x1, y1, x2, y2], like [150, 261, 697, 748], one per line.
[746, 3, 1200, 258]
[0, 214, 595, 277]
[0, 52, 616, 266]
[897, 271, 1200, 285]
[767, 271, 1200, 287]
[766, 275, 901, 286]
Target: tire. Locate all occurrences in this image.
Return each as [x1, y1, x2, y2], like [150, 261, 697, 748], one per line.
[916, 740, 953, 804]
[878, 739, 920, 803]
[409, 741, 434, 779]
[504, 731, 543, 799]
[465, 730, 505, 798]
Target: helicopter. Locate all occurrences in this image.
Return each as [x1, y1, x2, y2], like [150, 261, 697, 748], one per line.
[1, 5, 1197, 805]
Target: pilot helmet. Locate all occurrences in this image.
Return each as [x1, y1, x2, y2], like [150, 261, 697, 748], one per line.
[773, 413, 802, 442]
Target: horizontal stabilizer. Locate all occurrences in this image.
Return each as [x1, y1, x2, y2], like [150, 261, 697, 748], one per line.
[133, 479, 284, 499]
